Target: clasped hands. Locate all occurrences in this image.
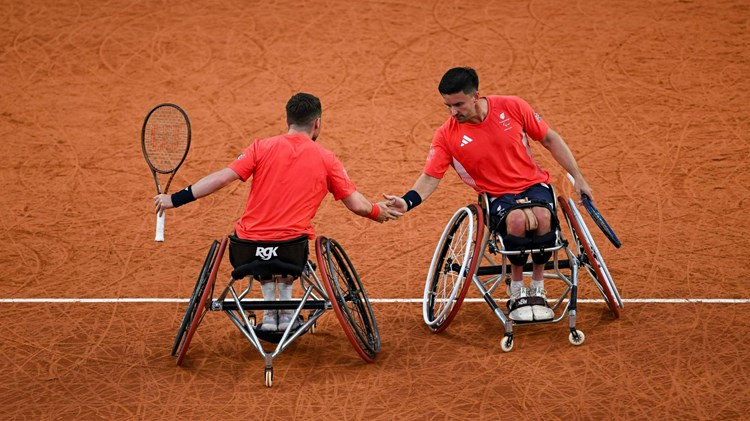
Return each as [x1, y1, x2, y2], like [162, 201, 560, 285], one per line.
[372, 194, 409, 223]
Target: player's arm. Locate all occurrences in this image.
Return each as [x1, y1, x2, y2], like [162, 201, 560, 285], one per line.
[342, 191, 402, 223]
[540, 129, 594, 201]
[383, 172, 441, 213]
[153, 168, 241, 215]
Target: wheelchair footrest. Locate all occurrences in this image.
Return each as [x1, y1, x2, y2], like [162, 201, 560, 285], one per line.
[217, 299, 327, 311]
[253, 318, 307, 344]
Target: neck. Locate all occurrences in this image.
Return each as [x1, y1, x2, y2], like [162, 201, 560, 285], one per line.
[467, 97, 488, 124]
[288, 127, 313, 138]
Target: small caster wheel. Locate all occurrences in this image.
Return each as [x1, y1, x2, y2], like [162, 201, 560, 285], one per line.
[264, 367, 273, 388]
[500, 335, 514, 352]
[569, 329, 585, 346]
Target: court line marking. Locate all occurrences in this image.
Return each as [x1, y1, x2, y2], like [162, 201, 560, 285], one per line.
[0, 298, 748, 304]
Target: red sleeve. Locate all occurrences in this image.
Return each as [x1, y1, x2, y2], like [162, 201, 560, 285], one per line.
[422, 127, 452, 179]
[326, 153, 357, 200]
[227, 141, 259, 181]
[515, 97, 549, 141]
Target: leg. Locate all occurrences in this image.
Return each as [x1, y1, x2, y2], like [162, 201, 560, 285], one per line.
[259, 277, 278, 331]
[277, 276, 301, 330]
[504, 209, 533, 322]
[529, 206, 555, 321]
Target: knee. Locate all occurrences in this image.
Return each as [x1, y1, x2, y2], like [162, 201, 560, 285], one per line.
[532, 207, 551, 233]
[505, 210, 527, 236]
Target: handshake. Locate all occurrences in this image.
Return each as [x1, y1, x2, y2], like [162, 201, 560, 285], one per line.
[371, 194, 409, 223]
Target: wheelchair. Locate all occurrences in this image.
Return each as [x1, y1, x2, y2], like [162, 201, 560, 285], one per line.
[422, 187, 622, 352]
[171, 234, 381, 387]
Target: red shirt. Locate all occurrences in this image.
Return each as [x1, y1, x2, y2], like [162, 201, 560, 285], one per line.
[423, 95, 551, 196]
[228, 133, 356, 241]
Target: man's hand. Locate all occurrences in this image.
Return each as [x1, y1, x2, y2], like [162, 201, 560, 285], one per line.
[383, 194, 408, 213]
[572, 175, 594, 203]
[374, 201, 403, 223]
[153, 194, 173, 216]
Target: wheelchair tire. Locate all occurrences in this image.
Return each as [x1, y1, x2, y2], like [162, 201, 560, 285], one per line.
[171, 239, 218, 356]
[175, 236, 227, 365]
[423, 203, 484, 333]
[559, 196, 622, 318]
[316, 236, 380, 363]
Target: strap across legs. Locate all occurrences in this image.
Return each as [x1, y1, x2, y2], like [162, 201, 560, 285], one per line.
[516, 198, 538, 231]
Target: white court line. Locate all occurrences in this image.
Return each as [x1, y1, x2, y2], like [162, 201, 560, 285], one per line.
[0, 298, 749, 304]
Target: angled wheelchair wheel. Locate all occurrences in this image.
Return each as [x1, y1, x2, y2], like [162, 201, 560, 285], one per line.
[171, 239, 219, 356]
[559, 196, 622, 318]
[423, 203, 484, 333]
[175, 236, 227, 365]
[316, 237, 380, 363]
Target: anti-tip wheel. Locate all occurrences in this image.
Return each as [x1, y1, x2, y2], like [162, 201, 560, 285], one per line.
[569, 329, 585, 346]
[501, 335, 514, 352]
[264, 368, 273, 388]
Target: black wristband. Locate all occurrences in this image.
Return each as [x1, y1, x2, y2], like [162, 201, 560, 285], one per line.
[171, 185, 196, 208]
[402, 190, 422, 211]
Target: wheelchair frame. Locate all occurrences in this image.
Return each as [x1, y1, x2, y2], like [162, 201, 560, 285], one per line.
[172, 235, 380, 387]
[423, 191, 622, 352]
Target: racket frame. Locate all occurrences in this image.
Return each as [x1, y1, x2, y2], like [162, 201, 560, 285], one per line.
[141, 103, 191, 242]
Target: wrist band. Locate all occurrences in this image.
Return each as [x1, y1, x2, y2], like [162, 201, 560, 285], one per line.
[402, 190, 422, 211]
[171, 185, 196, 208]
[366, 203, 381, 220]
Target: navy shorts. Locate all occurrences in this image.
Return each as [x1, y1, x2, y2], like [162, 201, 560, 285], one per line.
[489, 183, 555, 233]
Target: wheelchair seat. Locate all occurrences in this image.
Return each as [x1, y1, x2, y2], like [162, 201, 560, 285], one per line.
[228, 234, 308, 279]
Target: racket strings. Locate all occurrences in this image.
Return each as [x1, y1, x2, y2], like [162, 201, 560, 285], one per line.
[144, 108, 189, 172]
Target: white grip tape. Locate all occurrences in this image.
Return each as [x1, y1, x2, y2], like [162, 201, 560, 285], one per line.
[155, 213, 165, 242]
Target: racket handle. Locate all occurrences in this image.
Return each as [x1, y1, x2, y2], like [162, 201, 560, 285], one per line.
[155, 213, 165, 242]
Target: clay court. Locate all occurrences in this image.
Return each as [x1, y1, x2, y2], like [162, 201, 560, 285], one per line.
[2, 0, 749, 419]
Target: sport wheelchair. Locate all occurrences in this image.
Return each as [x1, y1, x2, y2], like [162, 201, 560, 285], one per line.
[423, 188, 622, 352]
[171, 234, 380, 387]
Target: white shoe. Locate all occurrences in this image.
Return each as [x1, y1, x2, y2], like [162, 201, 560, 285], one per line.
[507, 287, 533, 322]
[528, 286, 554, 321]
[259, 310, 278, 331]
[277, 310, 301, 331]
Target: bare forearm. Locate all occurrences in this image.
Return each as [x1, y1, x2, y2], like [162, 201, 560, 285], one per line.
[541, 129, 594, 200]
[383, 173, 441, 214]
[342, 191, 373, 216]
[411, 173, 441, 200]
[191, 168, 240, 198]
[542, 129, 582, 178]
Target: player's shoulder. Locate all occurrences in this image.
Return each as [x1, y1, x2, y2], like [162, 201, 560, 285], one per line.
[487, 95, 526, 106]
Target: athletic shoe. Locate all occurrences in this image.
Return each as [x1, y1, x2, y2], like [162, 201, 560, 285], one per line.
[528, 286, 554, 321]
[259, 310, 278, 331]
[277, 310, 301, 331]
[507, 287, 533, 322]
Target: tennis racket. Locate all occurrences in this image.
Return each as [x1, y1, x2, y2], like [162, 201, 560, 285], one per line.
[141, 103, 191, 242]
[566, 173, 622, 248]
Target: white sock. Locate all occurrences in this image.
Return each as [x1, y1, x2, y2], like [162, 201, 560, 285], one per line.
[277, 280, 294, 300]
[260, 281, 277, 301]
[530, 279, 544, 291]
[510, 280, 525, 294]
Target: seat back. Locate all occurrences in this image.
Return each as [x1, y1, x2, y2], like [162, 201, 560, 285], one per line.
[228, 234, 308, 279]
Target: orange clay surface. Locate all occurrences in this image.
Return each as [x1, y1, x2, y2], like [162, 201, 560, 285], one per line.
[1, 0, 749, 419]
